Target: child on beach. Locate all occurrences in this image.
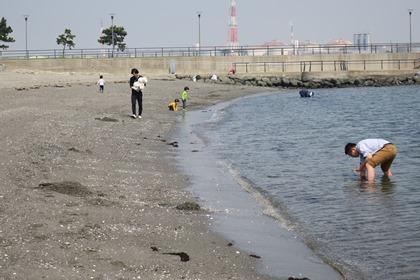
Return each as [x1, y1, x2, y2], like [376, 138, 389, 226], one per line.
[345, 139, 397, 182]
[97, 75, 105, 93]
[168, 99, 179, 111]
[180, 86, 189, 109]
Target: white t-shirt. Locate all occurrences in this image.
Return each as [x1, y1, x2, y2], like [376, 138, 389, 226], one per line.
[356, 139, 390, 159]
[98, 79, 105, 86]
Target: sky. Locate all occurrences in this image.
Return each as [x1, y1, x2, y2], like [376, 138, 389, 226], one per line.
[2, 0, 420, 50]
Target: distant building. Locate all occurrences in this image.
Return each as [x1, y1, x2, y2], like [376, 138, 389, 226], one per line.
[256, 40, 324, 56]
[261, 40, 288, 55]
[301, 40, 322, 54]
[326, 39, 353, 54]
[353, 33, 370, 50]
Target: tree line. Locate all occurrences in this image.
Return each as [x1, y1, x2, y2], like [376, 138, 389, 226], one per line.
[0, 17, 127, 56]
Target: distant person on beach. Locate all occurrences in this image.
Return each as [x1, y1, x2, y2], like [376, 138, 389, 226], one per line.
[180, 86, 189, 109]
[97, 75, 105, 93]
[129, 68, 147, 119]
[168, 99, 179, 111]
[345, 139, 397, 182]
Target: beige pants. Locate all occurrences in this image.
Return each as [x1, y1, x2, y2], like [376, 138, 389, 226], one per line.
[367, 144, 398, 172]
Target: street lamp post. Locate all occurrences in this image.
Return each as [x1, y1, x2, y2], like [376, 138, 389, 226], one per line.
[408, 9, 413, 52]
[197, 12, 202, 55]
[109, 13, 115, 57]
[24, 15, 29, 59]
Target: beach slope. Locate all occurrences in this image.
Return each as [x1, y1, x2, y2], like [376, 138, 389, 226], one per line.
[0, 71, 280, 279]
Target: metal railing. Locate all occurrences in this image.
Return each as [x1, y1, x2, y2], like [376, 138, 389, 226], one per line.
[233, 58, 420, 73]
[0, 43, 419, 60]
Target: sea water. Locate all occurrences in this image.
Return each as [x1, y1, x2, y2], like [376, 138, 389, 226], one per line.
[190, 85, 420, 280]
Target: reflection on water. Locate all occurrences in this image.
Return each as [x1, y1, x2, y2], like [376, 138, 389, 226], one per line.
[351, 176, 396, 193]
[198, 85, 420, 280]
[379, 176, 396, 194]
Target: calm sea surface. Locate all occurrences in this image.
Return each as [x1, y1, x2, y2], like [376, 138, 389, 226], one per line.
[194, 86, 420, 280]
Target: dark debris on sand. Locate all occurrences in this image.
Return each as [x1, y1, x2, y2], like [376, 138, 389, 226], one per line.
[36, 181, 92, 197]
[162, 252, 190, 262]
[176, 202, 201, 211]
[95, 116, 119, 122]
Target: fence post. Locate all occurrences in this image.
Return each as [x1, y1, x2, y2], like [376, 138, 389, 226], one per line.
[321, 61, 324, 71]
[246, 63, 248, 73]
[264, 62, 266, 73]
[81, 49, 83, 58]
[381, 60, 383, 70]
[364, 60, 366, 70]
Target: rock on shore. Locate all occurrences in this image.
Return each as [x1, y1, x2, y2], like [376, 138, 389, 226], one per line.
[176, 71, 420, 89]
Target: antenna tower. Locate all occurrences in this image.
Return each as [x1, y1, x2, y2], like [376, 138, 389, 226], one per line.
[228, 0, 238, 48]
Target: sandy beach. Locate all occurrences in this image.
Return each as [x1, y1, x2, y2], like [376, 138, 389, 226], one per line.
[0, 70, 290, 280]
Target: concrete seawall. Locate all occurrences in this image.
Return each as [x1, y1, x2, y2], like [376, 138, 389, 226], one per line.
[1, 53, 419, 76]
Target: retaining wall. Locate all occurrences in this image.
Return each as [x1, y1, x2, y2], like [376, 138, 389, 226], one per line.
[1, 53, 419, 76]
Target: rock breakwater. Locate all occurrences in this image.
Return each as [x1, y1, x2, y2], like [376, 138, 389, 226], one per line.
[176, 71, 420, 89]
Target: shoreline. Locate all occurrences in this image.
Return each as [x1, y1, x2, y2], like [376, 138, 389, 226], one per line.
[0, 72, 284, 280]
[173, 97, 343, 279]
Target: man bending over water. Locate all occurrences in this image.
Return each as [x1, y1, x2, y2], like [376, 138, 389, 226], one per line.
[345, 139, 397, 182]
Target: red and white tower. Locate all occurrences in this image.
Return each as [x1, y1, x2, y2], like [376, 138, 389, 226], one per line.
[228, 0, 238, 48]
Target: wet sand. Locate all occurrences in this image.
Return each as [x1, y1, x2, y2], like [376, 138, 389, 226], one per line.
[0, 70, 285, 279]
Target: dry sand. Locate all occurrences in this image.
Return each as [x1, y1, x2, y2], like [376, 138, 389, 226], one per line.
[0, 70, 284, 280]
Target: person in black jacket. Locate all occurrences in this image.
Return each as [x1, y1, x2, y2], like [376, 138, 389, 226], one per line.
[129, 68, 143, 119]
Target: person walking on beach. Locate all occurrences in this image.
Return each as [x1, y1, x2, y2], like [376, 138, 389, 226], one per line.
[97, 75, 105, 93]
[180, 86, 189, 109]
[129, 68, 145, 119]
[345, 139, 397, 182]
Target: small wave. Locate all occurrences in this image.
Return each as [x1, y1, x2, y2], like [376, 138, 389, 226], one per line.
[220, 159, 297, 231]
[219, 159, 357, 279]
